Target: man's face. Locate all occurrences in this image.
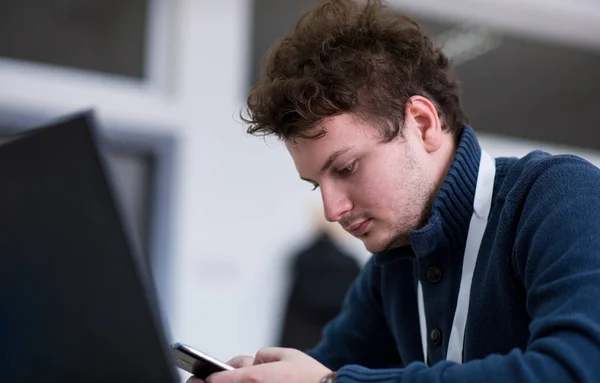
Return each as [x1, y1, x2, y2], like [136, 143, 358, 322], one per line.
[286, 112, 441, 253]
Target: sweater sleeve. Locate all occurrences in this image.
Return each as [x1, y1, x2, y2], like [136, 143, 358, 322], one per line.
[330, 156, 600, 383]
[306, 257, 402, 371]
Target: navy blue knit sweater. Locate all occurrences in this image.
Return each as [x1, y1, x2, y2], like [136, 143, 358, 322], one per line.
[307, 126, 600, 382]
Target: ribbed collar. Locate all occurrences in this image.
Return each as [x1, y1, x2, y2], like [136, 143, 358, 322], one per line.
[374, 126, 482, 265]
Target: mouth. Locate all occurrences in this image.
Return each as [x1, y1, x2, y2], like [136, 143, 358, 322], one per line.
[346, 219, 372, 237]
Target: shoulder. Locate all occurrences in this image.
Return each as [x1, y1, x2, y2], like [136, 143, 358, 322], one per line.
[502, 153, 600, 279]
[498, 150, 600, 205]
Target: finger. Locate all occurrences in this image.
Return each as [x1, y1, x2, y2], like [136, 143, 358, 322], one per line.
[227, 355, 255, 368]
[187, 376, 205, 383]
[206, 368, 245, 383]
[208, 363, 279, 383]
[254, 347, 296, 364]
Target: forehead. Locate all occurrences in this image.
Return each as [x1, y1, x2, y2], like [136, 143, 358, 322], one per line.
[285, 114, 376, 156]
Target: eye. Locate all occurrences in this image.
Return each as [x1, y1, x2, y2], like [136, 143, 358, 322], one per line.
[337, 162, 355, 177]
[311, 183, 320, 191]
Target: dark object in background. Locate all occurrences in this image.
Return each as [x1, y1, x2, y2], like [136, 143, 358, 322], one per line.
[0, 111, 178, 383]
[0, 0, 148, 79]
[278, 232, 361, 351]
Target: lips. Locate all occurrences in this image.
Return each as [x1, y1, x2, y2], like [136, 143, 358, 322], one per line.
[346, 219, 371, 237]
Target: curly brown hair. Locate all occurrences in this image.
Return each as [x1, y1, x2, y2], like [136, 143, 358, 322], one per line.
[243, 0, 467, 142]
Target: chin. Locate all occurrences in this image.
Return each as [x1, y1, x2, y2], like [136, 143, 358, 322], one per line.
[362, 231, 407, 253]
[361, 236, 389, 254]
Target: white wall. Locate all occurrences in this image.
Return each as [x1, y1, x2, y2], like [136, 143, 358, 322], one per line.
[1, 3, 600, 382]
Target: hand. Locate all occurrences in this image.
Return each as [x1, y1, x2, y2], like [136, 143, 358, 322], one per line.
[202, 347, 331, 383]
[187, 355, 255, 383]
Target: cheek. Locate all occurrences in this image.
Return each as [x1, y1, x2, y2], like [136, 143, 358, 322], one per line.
[351, 167, 396, 211]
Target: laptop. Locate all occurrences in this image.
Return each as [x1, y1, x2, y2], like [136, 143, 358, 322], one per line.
[0, 111, 180, 383]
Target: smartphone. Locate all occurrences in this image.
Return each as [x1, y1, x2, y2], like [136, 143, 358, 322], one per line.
[171, 342, 234, 380]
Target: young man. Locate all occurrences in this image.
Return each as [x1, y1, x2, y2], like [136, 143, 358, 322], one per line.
[191, 0, 600, 382]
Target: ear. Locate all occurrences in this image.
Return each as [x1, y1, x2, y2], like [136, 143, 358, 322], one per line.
[405, 95, 443, 153]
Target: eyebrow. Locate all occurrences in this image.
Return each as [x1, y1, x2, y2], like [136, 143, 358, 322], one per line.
[300, 146, 355, 183]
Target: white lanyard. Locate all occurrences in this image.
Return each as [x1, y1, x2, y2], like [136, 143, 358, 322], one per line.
[417, 149, 496, 365]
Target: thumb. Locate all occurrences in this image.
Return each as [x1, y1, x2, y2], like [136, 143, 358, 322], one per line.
[254, 347, 294, 364]
[227, 355, 255, 368]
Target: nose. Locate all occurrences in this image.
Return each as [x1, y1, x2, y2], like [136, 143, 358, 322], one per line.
[321, 183, 352, 223]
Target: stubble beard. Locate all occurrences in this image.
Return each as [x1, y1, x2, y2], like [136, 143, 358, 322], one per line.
[378, 133, 456, 252]
[382, 147, 435, 250]
[381, 194, 433, 251]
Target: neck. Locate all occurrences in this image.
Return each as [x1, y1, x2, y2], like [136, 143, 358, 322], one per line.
[391, 132, 458, 249]
[435, 133, 459, 193]
[374, 126, 484, 264]
[411, 125, 483, 254]
[422, 132, 458, 224]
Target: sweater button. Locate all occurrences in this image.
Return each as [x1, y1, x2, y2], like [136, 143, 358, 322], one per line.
[430, 328, 442, 345]
[426, 266, 442, 284]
